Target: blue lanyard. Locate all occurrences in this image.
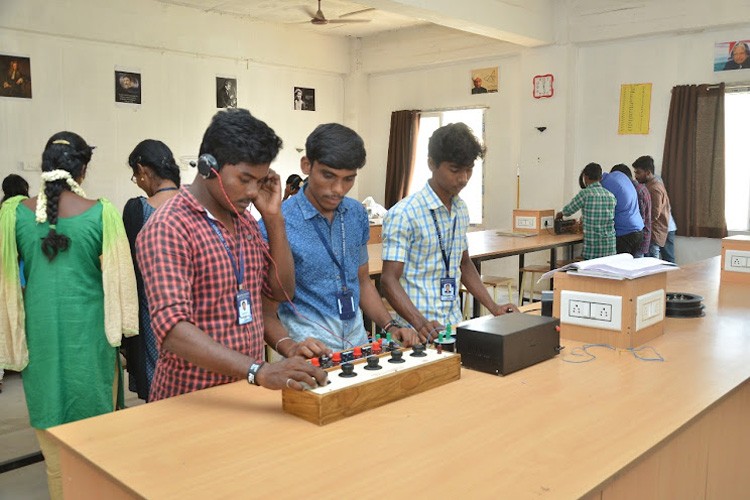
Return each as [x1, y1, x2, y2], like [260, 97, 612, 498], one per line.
[430, 209, 457, 278]
[205, 216, 244, 290]
[312, 213, 348, 290]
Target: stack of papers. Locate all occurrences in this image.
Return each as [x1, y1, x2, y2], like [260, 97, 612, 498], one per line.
[539, 253, 678, 281]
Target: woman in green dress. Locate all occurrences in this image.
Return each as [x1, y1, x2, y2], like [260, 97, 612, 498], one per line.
[0, 131, 137, 499]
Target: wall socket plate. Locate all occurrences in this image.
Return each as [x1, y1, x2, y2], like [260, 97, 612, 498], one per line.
[724, 250, 750, 274]
[515, 216, 537, 229]
[635, 289, 665, 331]
[541, 216, 554, 229]
[560, 290, 622, 331]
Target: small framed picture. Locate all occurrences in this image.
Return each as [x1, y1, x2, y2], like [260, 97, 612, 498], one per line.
[216, 77, 238, 108]
[293, 87, 315, 111]
[470, 67, 499, 95]
[1, 54, 32, 99]
[714, 40, 750, 71]
[115, 70, 141, 105]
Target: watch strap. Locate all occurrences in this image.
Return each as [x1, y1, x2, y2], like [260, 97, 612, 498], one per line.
[247, 360, 265, 386]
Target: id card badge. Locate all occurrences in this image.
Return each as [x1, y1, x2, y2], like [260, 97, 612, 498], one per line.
[439, 277, 456, 302]
[336, 288, 356, 320]
[236, 289, 253, 325]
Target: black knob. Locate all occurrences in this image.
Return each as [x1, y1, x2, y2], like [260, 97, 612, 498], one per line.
[388, 349, 405, 363]
[410, 343, 426, 357]
[338, 362, 357, 378]
[364, 355, 382, 370]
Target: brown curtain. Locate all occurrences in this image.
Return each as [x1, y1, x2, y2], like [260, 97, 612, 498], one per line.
[662, 84, 727, 238]
[384, 110, 420, 209]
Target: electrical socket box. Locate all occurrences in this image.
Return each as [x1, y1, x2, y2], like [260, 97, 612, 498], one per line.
[512, 209, 555, 234]
[553, 271, 667, 349]
[635, 289, 665, 332]
[721, 236, 750, 283]
[560, 290, 622, 331]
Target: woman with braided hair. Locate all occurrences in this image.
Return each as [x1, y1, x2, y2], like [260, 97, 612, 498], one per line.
[122, 139, 181, 401]
[0, 131, 137, 499]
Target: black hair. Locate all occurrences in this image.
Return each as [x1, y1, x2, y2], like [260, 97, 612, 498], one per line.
[305, 123, 366, 170]
[632, 155, 655, 174]
[1, 174, 29, 203]
[128, 139, 181, 187]
[578, 171, 586, 190]
[199, 108, 282, 168]
[611, 163, 633, 179]
[582, 162, 602, 181]
[40, 131, 95, 261]
[286, 174, 302, 186]
[428, 122, 485, 167]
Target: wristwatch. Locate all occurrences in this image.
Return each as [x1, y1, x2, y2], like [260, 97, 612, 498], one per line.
[247, 360, 265, 386]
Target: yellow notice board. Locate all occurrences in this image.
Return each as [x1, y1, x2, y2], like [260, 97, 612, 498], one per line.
[618, 83, 652, 135]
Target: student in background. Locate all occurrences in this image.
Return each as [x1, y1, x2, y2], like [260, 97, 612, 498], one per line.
[0, 132, 137, 498]
[632, 155, 674, 262]
[283, 173, 303, 200]
[122, 139, 181, 401]
[610, 164, 651, 258]
[381, 123, 518, 343]
[260, 123, 418, 354]
[0, 174, 30, 393]
[600, 167, 644, 256]
[556, 162, 616, 260]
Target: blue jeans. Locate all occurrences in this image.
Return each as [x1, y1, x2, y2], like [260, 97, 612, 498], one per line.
[660, 231, 676, 263]
[648, 243, 660, 259]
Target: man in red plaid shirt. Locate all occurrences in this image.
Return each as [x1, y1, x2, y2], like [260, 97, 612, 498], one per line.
[137, 109, 327, 400]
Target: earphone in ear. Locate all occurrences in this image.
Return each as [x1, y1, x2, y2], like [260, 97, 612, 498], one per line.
[196, 153, 219, 179]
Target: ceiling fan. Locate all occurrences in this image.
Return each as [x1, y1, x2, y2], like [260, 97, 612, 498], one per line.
[304, 0, 373, 25]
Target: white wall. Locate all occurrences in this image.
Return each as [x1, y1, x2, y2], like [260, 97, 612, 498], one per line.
[0, 0, 350, 210]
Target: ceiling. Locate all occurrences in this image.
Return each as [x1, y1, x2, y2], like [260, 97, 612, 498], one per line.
[153, 0, 429, 37]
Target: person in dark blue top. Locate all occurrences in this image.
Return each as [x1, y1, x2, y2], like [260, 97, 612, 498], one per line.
[601, 169, 644, 256]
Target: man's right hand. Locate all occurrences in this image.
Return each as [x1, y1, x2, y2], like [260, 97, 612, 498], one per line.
[255, 356, 328, 391]
[416, 320, 444, 344]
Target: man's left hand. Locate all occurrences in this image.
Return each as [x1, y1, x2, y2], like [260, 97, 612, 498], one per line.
[253, 169, 282, 216]
[391, 327, 420, 348]
[490, 302, 519, 316]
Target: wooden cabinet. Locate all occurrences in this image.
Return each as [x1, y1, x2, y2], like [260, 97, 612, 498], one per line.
[369, 223, 382, 244]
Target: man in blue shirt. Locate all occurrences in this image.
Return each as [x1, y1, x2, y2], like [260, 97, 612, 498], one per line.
[259, 123, 418, 355]
[601, 169, 644, 256]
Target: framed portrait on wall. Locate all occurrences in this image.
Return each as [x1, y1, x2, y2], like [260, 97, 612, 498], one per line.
[470, 67, 498, 94]
[0, 54, 32, 99]
[216, 77, 238, 108]
[293, 87, 315, 111]
[115, 69, 141, 105]
[714, 40, 750, 71]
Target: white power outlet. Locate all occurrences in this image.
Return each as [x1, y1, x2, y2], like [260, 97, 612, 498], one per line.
[560, 290, 622, 331]
[541, 216, 554, 229]
[725, 250, 750, 273]
[515, 216, 537, 229]
[635, 289, 665, 331]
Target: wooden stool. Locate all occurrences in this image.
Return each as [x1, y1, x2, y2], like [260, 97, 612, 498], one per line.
[462, 275, 514, 318]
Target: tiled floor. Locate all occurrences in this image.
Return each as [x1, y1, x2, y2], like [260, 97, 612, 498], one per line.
[0, 370, 144, 499]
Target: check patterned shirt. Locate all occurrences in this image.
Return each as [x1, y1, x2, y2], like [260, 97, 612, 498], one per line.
[382, 183, 469, 327]
[562, 182, 616, 260]
[259, 188, 370, 351]
[136, 188, 270, 401]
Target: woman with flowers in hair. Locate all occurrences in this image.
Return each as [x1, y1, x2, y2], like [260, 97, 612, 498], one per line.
[0, 131, 137, 499]
[122, 139, 181, 401]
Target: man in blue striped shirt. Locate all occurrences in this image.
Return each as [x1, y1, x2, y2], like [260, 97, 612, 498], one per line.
[381, 123, 518, 342]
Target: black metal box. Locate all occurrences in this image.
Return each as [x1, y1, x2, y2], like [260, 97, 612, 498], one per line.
[456, 314, 560, 376]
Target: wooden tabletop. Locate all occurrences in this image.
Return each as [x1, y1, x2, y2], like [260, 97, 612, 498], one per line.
[368, 230, 583, 276]
[48, 257, 750, 499]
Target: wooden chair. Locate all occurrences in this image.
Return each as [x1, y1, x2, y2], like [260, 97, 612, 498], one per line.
[518, 260, 575, 305]
[461, 275, 514, 318]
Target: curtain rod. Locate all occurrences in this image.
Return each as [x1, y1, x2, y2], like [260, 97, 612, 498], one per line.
[422, 105, 489, 112]
[706, 82, 750, 91]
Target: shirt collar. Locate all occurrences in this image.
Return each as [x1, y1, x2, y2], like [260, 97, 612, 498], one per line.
[420, 181, 455, 212]
[293, 184, 348, 221]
